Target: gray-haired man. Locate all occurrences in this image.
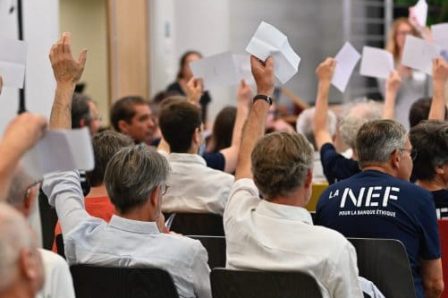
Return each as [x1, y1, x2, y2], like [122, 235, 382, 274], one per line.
[316, 119, 444, 298]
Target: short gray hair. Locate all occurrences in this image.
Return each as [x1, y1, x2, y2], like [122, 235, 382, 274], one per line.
[0, 203, 34, 291]
[339, 100, 382, 148]
[296, 107, 337, 149]
[252, 132, 313, 199]
[5, 167, 34, 209]
[356, 119, 407, 168]
[104, 145, 170, 213]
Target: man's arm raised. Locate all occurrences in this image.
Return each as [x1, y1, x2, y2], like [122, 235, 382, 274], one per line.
[313, 58, 336, 150]
[49, 32, 87, 129]
[235, 56, 275, 180]
[429, 58, 448, 121]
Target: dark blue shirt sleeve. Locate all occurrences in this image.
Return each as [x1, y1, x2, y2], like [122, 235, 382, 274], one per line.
[202, 152, 225, 171]
[320, 143, 360, 184]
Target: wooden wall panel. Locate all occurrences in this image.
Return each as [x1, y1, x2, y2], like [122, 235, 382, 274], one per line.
[107, 0, 149, 102]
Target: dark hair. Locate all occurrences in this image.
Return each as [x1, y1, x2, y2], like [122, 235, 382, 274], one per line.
[72, 93, 92, 129]
[409, 97, 448, 128]
[176, 50, 202, 80]
[87, 131, 134, 187]
[209, 106, 236, 152]
[105, 145, 169, 213]
[410, 120, 448, 181]
[110, 96, 148, 132]
[159, 100, 201, 153]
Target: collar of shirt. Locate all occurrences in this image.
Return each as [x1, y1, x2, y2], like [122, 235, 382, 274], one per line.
[109, 215, 160, 235]
[255, 200, 313, 225]
[168, 153, 207, 166]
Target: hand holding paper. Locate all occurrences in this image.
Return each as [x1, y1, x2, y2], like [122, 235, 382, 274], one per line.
[246, 22, 301, 84]
[360, 46, 394, 79]
[332, 42, 361, 92]
[402, 35, 440, 75]
[22, 127, 94, 181]
[0, 37, 27, 88]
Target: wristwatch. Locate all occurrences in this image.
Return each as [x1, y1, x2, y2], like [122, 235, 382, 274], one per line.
[253, 94, 273, 105]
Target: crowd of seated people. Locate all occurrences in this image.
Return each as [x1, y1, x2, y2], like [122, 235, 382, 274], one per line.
[1, 12, 448, 298]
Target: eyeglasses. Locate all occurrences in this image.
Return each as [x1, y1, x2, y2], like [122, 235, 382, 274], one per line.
[400, 148, 417, 161]
[160, 184, 170, 196]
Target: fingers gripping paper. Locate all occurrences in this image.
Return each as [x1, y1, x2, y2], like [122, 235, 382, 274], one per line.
[22, 128, 94, 181]
[246, 22, 301, 84]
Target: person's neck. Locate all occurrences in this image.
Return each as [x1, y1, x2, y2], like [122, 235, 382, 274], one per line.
[87, 184, 108, 198]
[416, 178, 446, 192]
[268, 189, 308, 208]
[118, 208, 155, 222]
[362, 164, 396, 177]
[0, 282, 33, 298]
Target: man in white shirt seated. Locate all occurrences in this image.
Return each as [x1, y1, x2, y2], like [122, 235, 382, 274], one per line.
[159, 99, 234, 215]
[223, 55, 364, 298]
[6, 168, 76, 298]
[43, 32, 211, 298]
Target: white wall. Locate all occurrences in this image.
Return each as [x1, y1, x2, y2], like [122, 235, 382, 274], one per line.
[0, 0, 59, 133]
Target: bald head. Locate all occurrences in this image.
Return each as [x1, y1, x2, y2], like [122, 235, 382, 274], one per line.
[5, 167, 36, 217]
[0, 203, 35, 292]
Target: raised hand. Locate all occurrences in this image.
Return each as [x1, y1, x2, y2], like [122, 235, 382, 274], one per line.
[250, 56, 275, 96]
[386, 70, 402, 93]
[433, 58, 448, 84]
[316, 57, 336, 83]
[237, 79, 253, 105]
[185, 77, 204, 106]
[49, 32, 87, 84]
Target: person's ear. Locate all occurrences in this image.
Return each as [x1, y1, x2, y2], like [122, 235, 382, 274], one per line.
[79, 118, 86, 128]
[149, 186, 161, 215]
[391, 149, 401, 170]
[19, 248, 42, 284]
[192, 127, 201, 146]
[118, 120, 129, 134]
[435, 165, 445, 175]
[304, 169, 313, 189]
[22, 189, 35, 218]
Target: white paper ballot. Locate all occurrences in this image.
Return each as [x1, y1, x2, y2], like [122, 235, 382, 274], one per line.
[22, 128, 94, 181]
[360, 47, 394, 79]
[190, 52, 255, 89]
[0, 37, 27, 88]
[432, 23, 448, 50]
[332, 42, 361, 92]
[402, 35, 440, 75]
[246, 21, 301, 84]
[413, 0, 428, 27]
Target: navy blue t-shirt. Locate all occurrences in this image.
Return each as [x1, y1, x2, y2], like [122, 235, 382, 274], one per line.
[316, 170, 440, 298]
[320, 143, 360, 184]
[432, 189, 448, 219]
[202, 152, 225, 171]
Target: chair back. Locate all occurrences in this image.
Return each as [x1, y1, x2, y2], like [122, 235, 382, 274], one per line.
[70, 264, 179, 298]
[210, 268, 322, 298]
[347, 238, 416, 298]
[166, 212, 224, 236]
[438, 220, 448, 298]
[188, 235, 226, 268]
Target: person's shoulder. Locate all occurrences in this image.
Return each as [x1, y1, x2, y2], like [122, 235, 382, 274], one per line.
[39, 249, 70, 269]
[160, 233, 207, 256]
[310, 225, 352, 247]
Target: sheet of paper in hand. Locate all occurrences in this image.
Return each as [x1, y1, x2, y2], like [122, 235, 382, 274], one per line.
[190, 52, 255, 89]
[22, 127, 94, 181]
[413, 0, 428, 27]
[0, 37, 27, 88]
[360, 46, 394, 79]
[402, 35, 440, 75]
[246, 21, 301, 84]
[332, 42, 361, 92]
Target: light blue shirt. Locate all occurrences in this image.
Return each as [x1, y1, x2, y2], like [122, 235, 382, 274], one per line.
[43, 171, 211, 298]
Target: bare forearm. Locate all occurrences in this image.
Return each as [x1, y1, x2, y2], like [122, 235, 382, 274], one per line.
[50, 82, 75, 129]
[429, 81, 446, 120]
[383, 89, 397, 120]
[231, 102, 250, 147]
[314, 80, 332, 149]
[235, 101, 269, 180]
[0, 145, 23, 201]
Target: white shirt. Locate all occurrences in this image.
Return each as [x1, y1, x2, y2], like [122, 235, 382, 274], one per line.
[43, 171, 211, 298]
[223, 179, 363, 298]
[162, 153, 234, 215]
[37, 249, 76, 298]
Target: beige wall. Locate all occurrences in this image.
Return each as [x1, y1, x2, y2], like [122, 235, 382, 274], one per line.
[60, 0, 109, 125]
